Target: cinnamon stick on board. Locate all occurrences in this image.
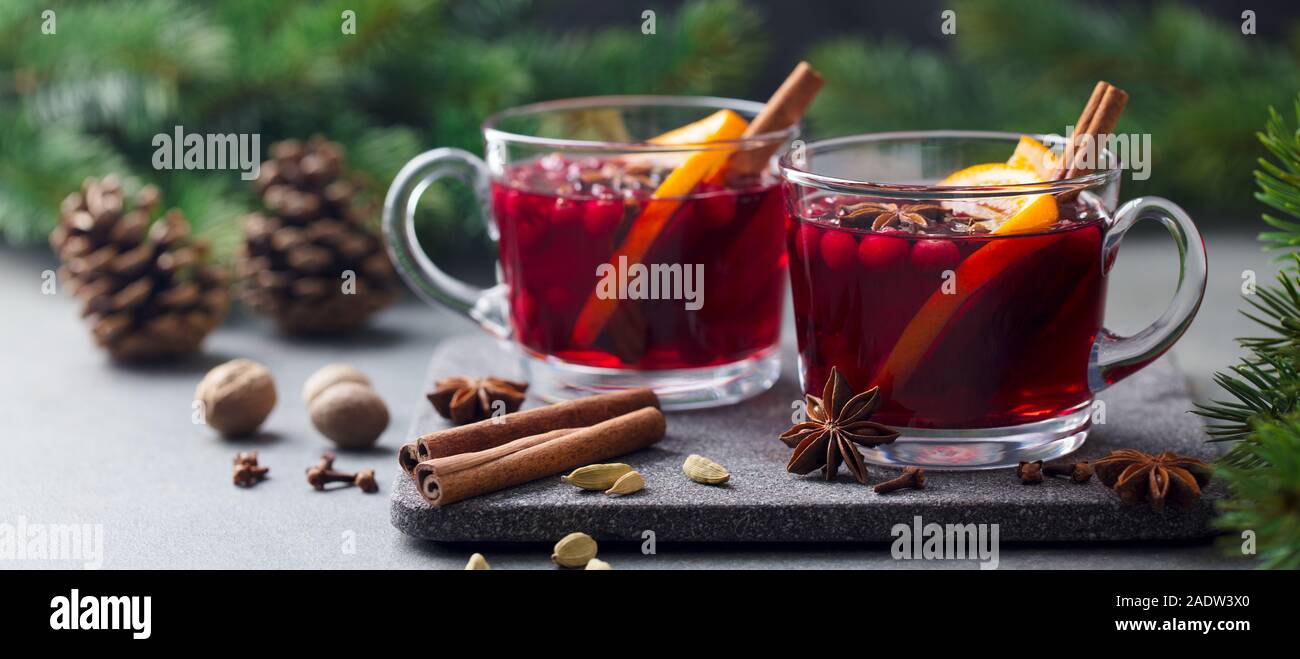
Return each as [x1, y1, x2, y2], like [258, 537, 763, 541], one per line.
[399, 442, 421, 474]
[414, 406, 666, 507]
[399, 387, 660, 475]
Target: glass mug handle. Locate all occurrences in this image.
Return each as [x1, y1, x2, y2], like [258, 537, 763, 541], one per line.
[381, 148, 510, 339]
[1090, 196, 1207, 391]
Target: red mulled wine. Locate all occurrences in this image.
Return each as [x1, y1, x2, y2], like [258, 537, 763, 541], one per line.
[492, 154, 787, 370]
[786, 194, 1109, 428]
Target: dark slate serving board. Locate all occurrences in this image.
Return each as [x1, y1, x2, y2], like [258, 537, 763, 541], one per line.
[391, 334, 1224, 543]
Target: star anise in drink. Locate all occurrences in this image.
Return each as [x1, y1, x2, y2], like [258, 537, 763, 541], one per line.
[427, 376, 528, 424]
[836, 201, 945, 231]
[779, 367, 899, 484]
[1093, 449, 1213, 511]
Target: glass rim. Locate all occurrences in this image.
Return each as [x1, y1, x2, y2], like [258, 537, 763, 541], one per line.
[779, 130, 1120, 199]
[481, 95, 800, 152]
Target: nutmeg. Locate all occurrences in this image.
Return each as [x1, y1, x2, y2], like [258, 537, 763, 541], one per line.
[195, 359, 277, 437]
[308, 381, 388, 449]
[301, 363, 371, 404]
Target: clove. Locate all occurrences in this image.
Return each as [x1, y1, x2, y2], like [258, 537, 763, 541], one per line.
[305, 452, 378, 493]
[873, 466, 926, 494]
[1044, 461, 1094, 483]
[354, 469, 378, 492]
[1016, 460, 1044, 484]
[232, 451, 269, 488]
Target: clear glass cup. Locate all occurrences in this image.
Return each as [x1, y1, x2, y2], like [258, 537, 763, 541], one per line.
[779, 131, 1207, 469]
[383, 96, 797, 409]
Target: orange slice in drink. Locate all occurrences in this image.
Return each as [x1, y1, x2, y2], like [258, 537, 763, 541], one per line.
[647, 109, 747, 146]
[1006, 135, 1062, 181]
[620, 108, 747, 177]
[571, 109, 750, 347]
[938, 162, 1041, 187]
[938, 161, 1058, 234]
[877, 138, 1064, 389]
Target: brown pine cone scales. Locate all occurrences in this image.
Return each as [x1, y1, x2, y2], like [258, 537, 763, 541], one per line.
[49, 176, 229, 362]
[236, 137, 399, 334]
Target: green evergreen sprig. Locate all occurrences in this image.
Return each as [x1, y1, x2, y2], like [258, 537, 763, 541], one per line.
[1199, 94, 1300, 567]
[1214, 417, 1300, 569]
[1238, 254, 1300, 351]
[0, 0, 762, 260]
[1257, 99, 1300, 252]
[1196, 346, 1300, 455]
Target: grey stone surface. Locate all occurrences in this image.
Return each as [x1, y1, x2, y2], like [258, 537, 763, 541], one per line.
[392, 334, 1225, 543]
[0, 232, 1268, 568]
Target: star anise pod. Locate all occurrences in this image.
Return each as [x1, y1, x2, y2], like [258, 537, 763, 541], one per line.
[1093, 449, 1213, 511]
[427, 376, 528, 424]
[779, 367, 899, 484]
[836, 201, 944, 231]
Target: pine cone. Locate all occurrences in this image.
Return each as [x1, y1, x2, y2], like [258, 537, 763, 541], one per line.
[236, 137, 398, 334]
[50, 176, 229, 362]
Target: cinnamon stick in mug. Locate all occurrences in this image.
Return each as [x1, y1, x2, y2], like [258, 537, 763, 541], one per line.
[728, 60, 824, 175]
[400, 387, 660, 475]
[1055, 80, 1128, 180]
[413, 406, 666, 507]
[569, 62, 823, 349]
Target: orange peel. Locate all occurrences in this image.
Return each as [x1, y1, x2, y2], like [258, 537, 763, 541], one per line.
[879, 138, 1066, 388]
[571, 109, 749, 346]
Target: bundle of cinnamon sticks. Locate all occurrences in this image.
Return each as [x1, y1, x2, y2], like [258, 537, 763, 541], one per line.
[399, 388, 664, 507]
[1055, 80, 1128, 180]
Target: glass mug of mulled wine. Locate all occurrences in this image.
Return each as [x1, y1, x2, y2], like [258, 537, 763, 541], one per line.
[779, 131, 1207, 469]
[383, 97, 796, 409]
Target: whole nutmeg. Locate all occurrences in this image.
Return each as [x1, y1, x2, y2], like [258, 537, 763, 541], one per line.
[309, 381, 388, 449]
[302, 363, 371, 404]
[195, 359, 277, 437]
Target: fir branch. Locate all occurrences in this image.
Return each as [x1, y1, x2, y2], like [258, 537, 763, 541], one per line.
[157, 170, 247, 262]
[0, 112, 132, 244]
[1195, 347, 1300, 456]
[521, 0, 762, 98]
[1238, 253, 1300, 350]
[18, 0, 229, 140]
[807, 38, 980, 134]
[1214, 417, 1300, 569]
[1198, 98, 1300, 468]
[1256, 99, 1300, 252]
[0, 0, 761, 259]
[1200, 93, 1300, 568]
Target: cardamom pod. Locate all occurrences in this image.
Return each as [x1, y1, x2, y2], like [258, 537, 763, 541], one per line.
[551, 532, 598, 568]
[560, 463, 633, 490]
[683, 454, 730, 485]
[464, 552, 490, 570]
[604, 470, 645, 497]
[585, 558, 613, 570]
